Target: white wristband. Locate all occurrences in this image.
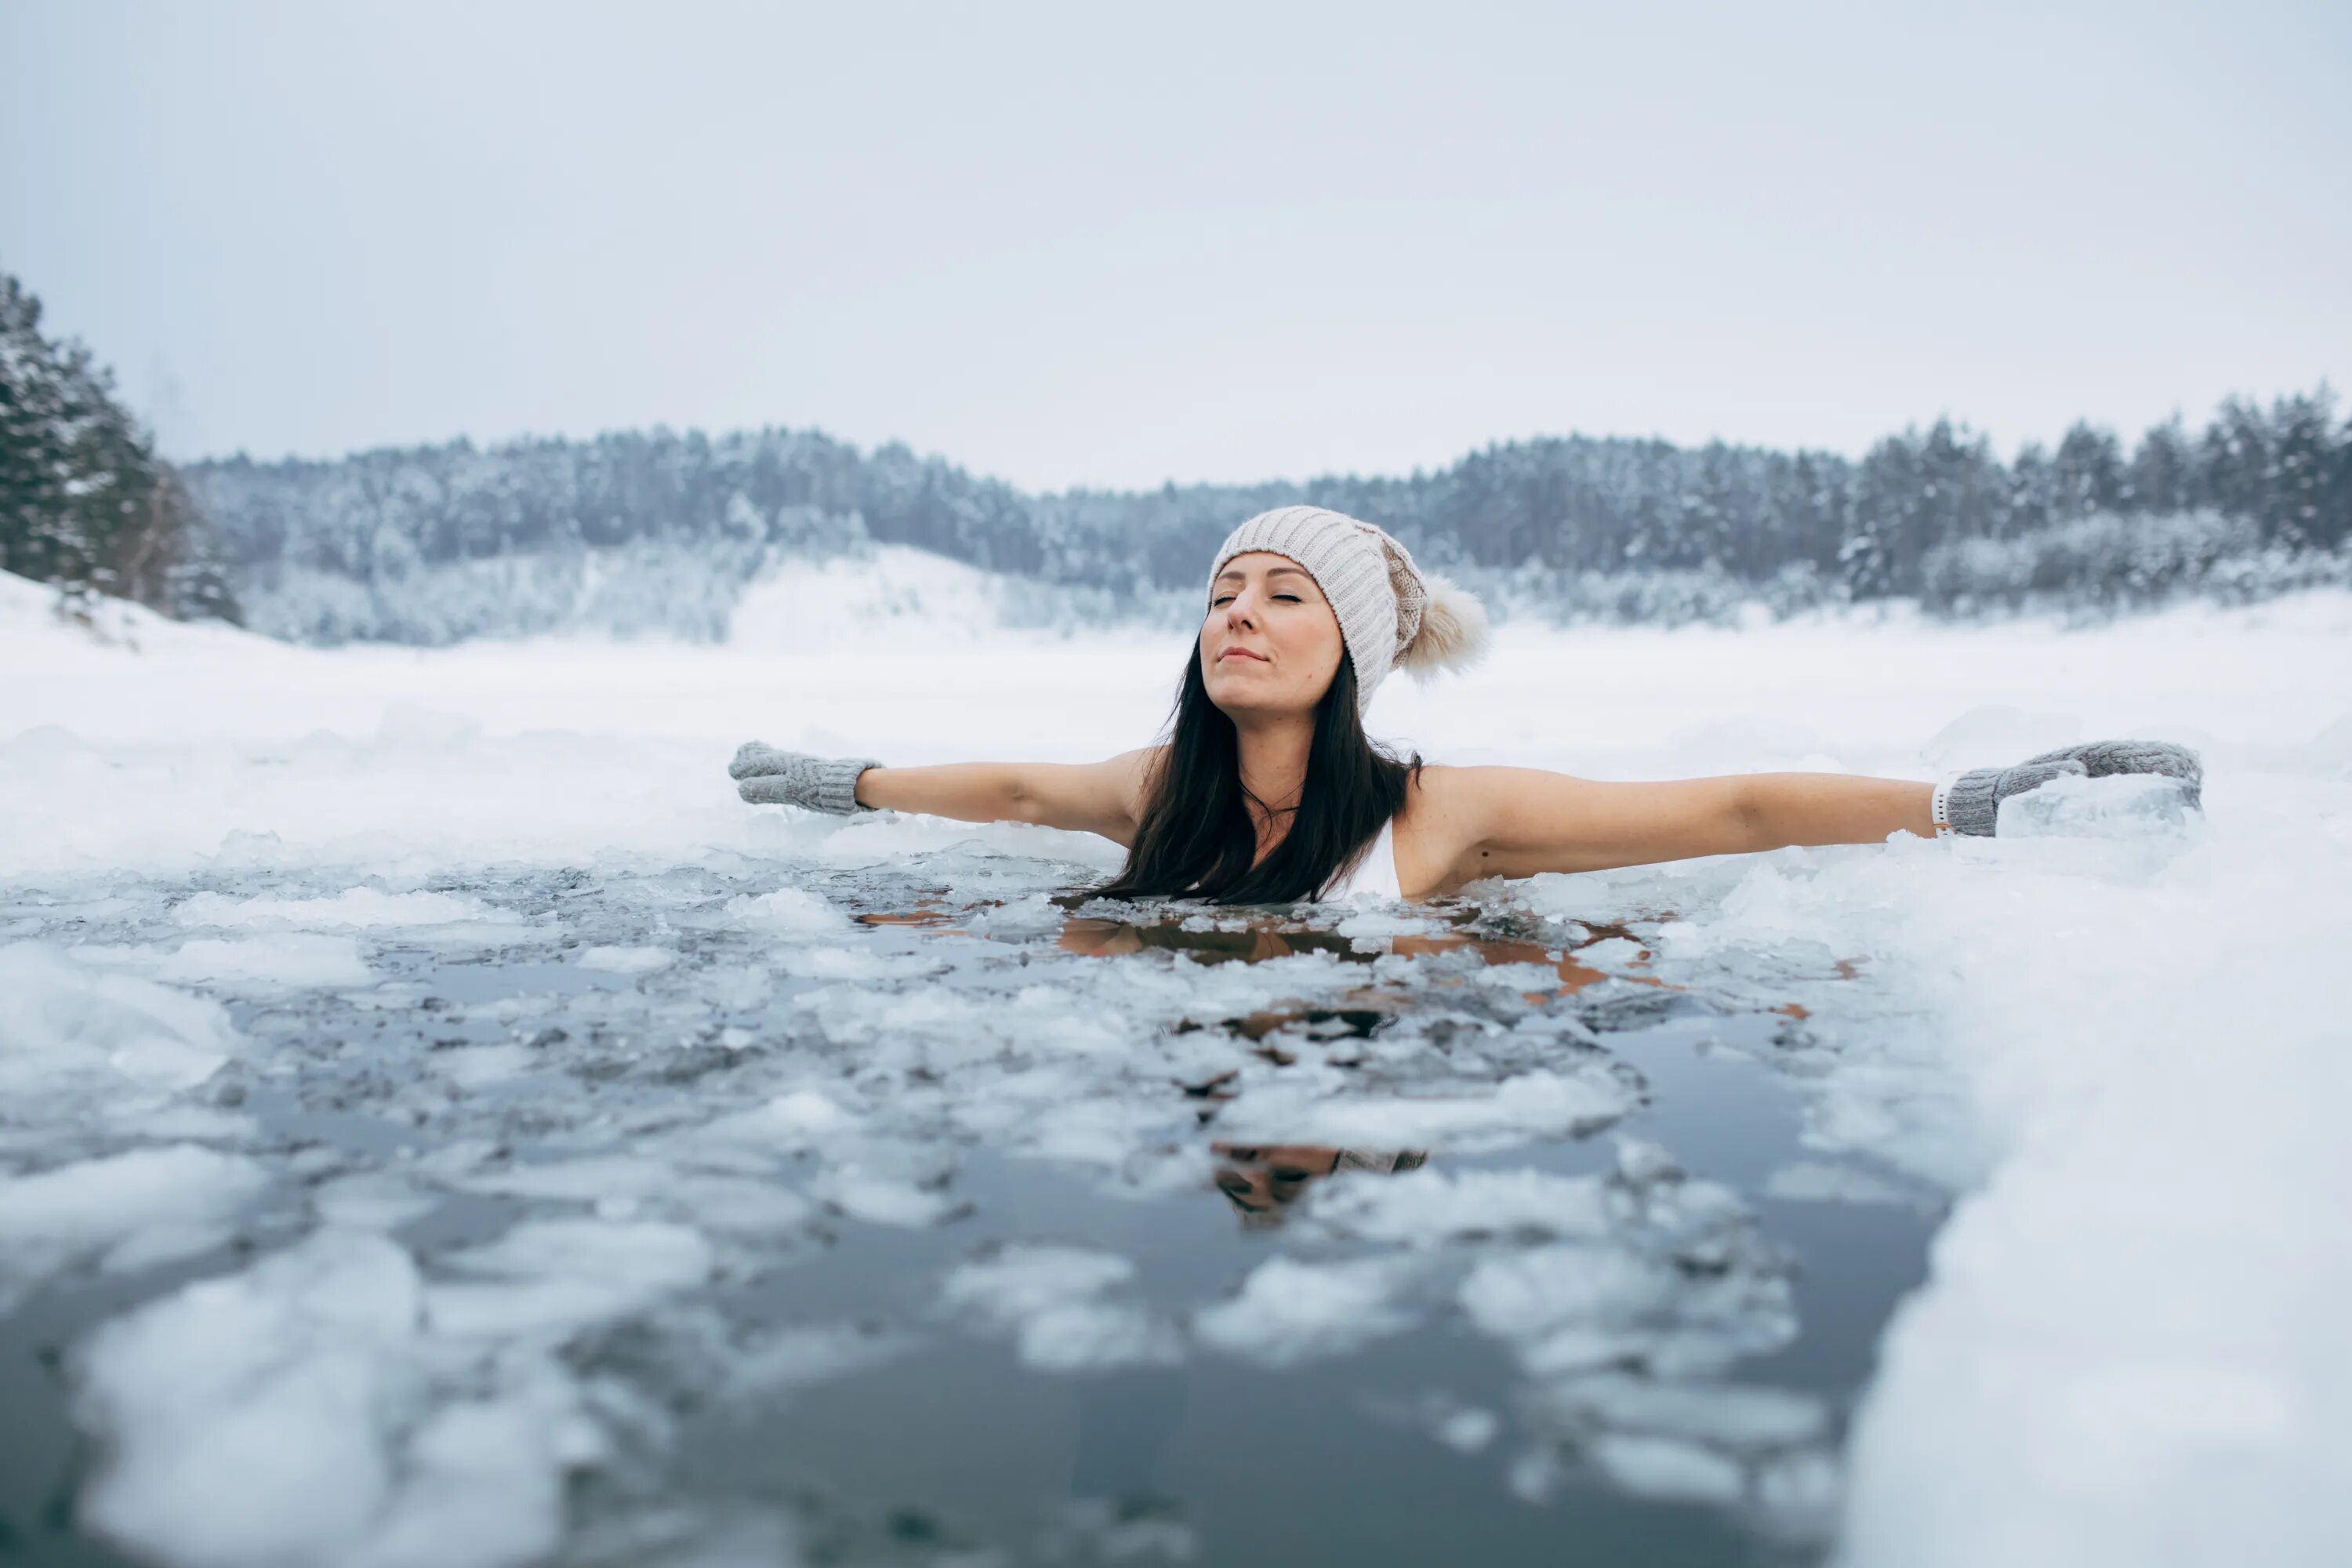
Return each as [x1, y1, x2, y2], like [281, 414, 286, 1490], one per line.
[1929, 771, 1961, 839]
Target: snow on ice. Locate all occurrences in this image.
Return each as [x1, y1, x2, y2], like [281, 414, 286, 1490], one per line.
[3, 561, 2350, 1564]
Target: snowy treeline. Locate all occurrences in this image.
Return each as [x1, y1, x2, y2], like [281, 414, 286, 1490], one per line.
[188, 387, 2352, 643]
[0, 273, 239, 623]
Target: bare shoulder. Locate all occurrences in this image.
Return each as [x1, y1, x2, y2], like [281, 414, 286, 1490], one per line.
[1112, 744, 1171, 821]
[1400, 762, 1559, 819]
[1393, 764, 1619, 891]
[1392, 763, 1506, 895]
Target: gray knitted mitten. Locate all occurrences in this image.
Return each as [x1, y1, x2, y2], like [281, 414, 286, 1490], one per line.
[1943, 758, 2088, 837]
[1943, 738, 2204, 837]
[2016, 739, 2203, 809]
[728, 742, 882, 814]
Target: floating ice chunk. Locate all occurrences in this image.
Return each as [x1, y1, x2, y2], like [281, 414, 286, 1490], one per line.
[74, 1229, 427, 1568]
[776, 946, 937, 980]
[1513, 866, 1693, 927]
[464, 1156, 677, 1203]
[1010, 1298, 1179, 1373]
[354, 1374, 597, 1568]
[1754, 1446, 1842, 1528]
[731, 1322, 910, 1394]
[465, 1156, 811, 1236]
[1460, 1246, 1674, 1358]
[1471, 960, 1578, 994]
[1305, 1166, 1613, 1246]
[0, 942, 241, 1102]
[792, 982, 999, 1067]
[700, 1089, 863, 1156]
[957, 892, 1069, 939]
[426, 1218, 715, 1339]
[1994, 771, 2197, 839]
[156, 934, 372, 990]
[173, 887, 518, 930]
[809, 1167, 960, 1228]
[945, 1243, 1134, 1319]
[0, 1145, 267, 1307]
[942, 1243, 1178, 1371]
[1004, 983, 1125, 1054]
[1465, 1208, 1795, 1381]
[1192, 1254, 1424, 1367]
[1587, 1433, 1747, 1504]
[1218, 1067, 1633, 1154]
[1435, 1406, 1503, 1454]
[1538, 1372, 1827, 1450]
[1333, 906, 1443, 938]
[314, 1172, 438, 1232]
[575, 944, 674, 975]
[721, 887, 847, 935]
[430, 1044, 535, 1087]
[665, 1175, 813, 1236]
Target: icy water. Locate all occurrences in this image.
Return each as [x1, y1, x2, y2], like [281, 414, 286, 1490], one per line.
[0, 849, 1941, 1568]
[10, 581, 2352, 1564]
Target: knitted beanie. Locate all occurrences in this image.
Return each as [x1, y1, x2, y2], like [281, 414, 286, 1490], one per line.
[1204, 506, 1491, 713]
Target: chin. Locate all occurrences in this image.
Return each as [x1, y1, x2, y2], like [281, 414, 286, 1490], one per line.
[1209, 686, 1305, 720]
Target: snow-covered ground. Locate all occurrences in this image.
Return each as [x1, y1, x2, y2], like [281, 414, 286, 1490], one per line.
[4, 557, 2350, 1566]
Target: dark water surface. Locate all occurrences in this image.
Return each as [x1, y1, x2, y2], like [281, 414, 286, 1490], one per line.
[0, 857, 1942, 1566]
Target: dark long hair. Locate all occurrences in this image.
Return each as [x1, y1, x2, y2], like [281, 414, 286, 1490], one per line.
[1097, 647, 1424, 905]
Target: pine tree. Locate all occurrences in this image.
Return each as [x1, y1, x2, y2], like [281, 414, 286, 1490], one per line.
[0, 270, 241, 622]
[2128, 416, 2200, 514]
[2052, 420, 2127, 519]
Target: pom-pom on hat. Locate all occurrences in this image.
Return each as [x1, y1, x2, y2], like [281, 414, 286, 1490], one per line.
[1205, 506, 1490, 713]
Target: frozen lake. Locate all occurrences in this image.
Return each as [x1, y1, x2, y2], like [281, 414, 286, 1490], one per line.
[5, 561, 2350, 1566]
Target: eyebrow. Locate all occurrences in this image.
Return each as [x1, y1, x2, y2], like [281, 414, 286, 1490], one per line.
[1212, 565, 1313, 586]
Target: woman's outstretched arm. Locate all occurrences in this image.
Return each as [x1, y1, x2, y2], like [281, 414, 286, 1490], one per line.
[856, 749, 1161, 845]
[1418, 766, 1934, 883]
[731, 742, 1163, 846]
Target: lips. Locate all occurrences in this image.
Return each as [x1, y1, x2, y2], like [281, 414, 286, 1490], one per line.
[1219, 648, 1268, 663]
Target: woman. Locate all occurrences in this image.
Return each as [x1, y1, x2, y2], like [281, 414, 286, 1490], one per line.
[728, 506, 2201, 903]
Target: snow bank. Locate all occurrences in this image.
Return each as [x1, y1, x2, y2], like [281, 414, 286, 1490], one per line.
[1545, 740, 2352, 1562]
[7, 565, 2347, 878]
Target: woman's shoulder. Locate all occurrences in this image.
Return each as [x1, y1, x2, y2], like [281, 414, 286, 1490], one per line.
[1394, 762, 1523, 859]
[1400, 760, 1478, 808]
[1115, 743, 1171, 817]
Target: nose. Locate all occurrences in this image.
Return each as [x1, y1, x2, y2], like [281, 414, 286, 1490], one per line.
[1222, 583, 1262, 629]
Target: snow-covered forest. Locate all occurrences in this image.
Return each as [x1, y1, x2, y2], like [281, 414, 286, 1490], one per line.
[187, 388, 2352, 644]
[7, 263, 2349, 646]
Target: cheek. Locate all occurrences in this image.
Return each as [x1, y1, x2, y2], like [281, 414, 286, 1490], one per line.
[1278, 621, 1344, 679]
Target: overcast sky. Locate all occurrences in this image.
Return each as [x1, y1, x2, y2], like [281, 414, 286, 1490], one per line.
[4, 1, 2346, 491]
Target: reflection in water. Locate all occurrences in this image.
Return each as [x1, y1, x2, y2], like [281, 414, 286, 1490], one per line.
[1055, 910, 1832, 1022]
[855, 903, 969, 931]
[1058, 906, 1681, 1004]
[1057, 916, 1361, 965]
[1212, 1142, 1430, 1227]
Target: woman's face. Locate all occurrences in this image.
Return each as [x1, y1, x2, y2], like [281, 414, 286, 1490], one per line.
[1200, 552, 1345, 719]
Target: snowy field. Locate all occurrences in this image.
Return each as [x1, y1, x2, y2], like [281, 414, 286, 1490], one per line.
[4, 552, 2350, 1567]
